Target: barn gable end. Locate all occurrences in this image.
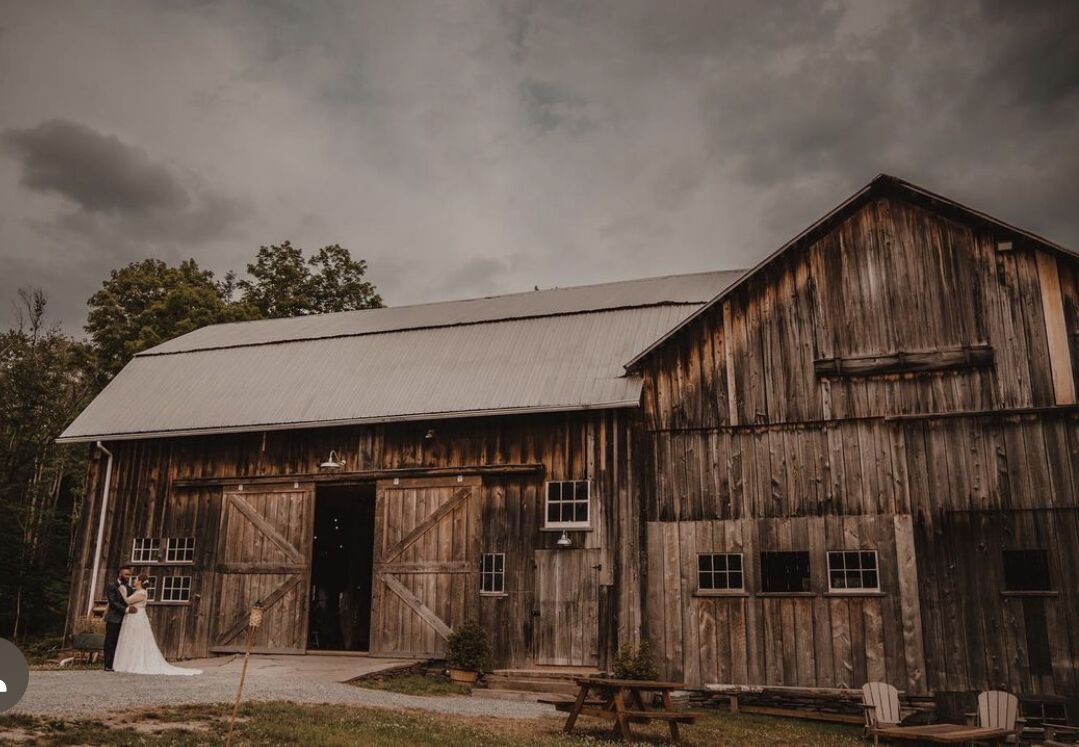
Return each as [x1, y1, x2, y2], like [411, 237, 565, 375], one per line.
[632, 181, 1079, 700]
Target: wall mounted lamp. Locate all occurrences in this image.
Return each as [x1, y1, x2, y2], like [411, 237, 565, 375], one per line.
[319, 450, 346, 470]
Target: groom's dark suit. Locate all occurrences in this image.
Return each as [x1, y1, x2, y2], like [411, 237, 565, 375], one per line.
[103, 577, 131, 670]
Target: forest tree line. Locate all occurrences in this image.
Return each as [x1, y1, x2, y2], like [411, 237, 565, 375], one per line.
[0, 242, 381, 643]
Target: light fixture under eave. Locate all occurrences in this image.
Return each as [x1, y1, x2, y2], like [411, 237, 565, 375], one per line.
[556, 530, 573, 549]
[320, 450, 346, 471]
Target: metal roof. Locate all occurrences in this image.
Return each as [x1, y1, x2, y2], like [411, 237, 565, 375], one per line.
[146, 270, 741, 354]
[58, 270, 744, 442]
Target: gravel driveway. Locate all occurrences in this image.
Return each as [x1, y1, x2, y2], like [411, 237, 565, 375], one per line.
[14, 656, 553, 720]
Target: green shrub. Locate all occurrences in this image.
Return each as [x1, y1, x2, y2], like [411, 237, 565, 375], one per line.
[446, 620, 489, 671]
[612, 640, 660, 681]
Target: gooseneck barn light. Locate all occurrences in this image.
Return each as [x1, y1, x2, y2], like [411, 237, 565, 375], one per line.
[556, 530, 573, 549]
[319, 450, 346, 470]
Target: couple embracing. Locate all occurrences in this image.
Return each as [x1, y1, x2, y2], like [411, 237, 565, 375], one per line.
[102, 566, 201, 675]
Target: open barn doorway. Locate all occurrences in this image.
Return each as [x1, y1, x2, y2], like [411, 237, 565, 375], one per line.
[308, 484, 376, 651]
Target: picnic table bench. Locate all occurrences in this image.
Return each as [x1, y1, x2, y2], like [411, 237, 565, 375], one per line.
[704, 683, 865, 724]
[542, 677, 702, 742]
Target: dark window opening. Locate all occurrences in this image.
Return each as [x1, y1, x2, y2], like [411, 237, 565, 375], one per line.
[1020, 699, 1070, 730]
[1022, 597, 1053, 675]
[1003, 550, 1051, 592]
[760, 551, 811, 593]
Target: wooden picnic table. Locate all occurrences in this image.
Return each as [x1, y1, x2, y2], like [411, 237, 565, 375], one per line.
[870, 723, 1013, 745]
[545, 677, 699, 742]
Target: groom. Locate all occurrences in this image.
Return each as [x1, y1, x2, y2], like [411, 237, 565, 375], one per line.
[103, 566, 137, 671]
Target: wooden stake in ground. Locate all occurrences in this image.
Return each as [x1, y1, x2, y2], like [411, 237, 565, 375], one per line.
[225, 601, 263, 747]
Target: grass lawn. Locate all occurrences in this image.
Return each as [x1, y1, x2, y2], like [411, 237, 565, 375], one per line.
[350, 673, 472, 697]
[0, 702, 863, 746]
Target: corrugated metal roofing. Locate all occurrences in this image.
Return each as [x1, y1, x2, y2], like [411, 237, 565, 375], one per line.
[58, 270, 744, 442]
[148, 270, 743, 355]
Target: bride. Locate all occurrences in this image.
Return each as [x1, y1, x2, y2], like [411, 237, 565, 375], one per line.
[113, 574, 201, 676]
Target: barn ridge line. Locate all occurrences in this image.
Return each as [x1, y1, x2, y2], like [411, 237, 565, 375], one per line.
[133, 300, 711, 359]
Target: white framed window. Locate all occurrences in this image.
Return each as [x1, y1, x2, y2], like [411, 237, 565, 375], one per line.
[165, 537, 196, 564]
[143, 576, 158, 601]
[544, 480, 590, 529]
[697, 553, 744, 592]
[159, 576, 192, 603]
[827, 551, 879, 591]
[480, 553, 505, 594]
[131, 538, 160, 563]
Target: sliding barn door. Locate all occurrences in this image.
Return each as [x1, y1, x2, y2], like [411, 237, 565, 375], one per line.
[211, 485, 314, 653]
[370, 477, 481, 657]
[533, 549, 602, 666]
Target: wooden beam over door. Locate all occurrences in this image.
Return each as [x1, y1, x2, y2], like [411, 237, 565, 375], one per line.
[172, 463, 544, 488]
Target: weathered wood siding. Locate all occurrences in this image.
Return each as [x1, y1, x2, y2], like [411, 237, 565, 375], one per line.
[639, 196, 1079, 696]
[643, 198, 1079, 429]
[645, 413, 1079, 522]
[69, 410, 643, 665]
[645, 515, 925, 692]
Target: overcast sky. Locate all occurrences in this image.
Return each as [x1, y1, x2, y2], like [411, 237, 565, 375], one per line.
[1, 1, 1077, 335]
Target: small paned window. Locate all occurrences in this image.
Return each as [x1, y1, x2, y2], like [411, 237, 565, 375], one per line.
[131, 538, 160, 563]
[1003, 550, 1051, 592]
[827, 551, 880, 591]
[697, 553, 744, 592]
[165, 537, 196, 563]
[480, 553, 505, 594]
[143, 576, 158, 601]
[760, 551, 811, 593]
[544, 481, 590, 528]
[160, 576, 192, 603]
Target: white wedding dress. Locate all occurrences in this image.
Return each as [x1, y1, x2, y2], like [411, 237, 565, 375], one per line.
[113, 588, 201, 675]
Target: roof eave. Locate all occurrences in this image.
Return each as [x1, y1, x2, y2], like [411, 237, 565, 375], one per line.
[55, 398, 643, 444]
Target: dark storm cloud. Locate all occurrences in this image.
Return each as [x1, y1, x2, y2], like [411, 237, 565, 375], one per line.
[2, 119, 191, 214]
[0, 0, 1077, 335]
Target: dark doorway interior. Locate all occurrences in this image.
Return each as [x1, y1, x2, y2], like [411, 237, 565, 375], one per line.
[309, 484, 375, 651]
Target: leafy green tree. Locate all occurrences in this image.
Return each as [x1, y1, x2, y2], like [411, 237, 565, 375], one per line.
[85, 258, 256, 378]
[0, 290, 97, 640]
[238, 241, 382, 318]
[3, 240, 382, 645]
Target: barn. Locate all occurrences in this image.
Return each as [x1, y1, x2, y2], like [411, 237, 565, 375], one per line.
[61, 175, 1079, 707]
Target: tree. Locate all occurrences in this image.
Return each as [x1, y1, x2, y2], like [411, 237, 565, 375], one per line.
[238, 241, 382, 318]
[2, 241, 381, 644]
[0, 290, 97, 640]
[85, 258, 256, 378]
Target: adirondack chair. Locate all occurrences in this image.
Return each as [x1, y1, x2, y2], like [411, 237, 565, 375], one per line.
[966, 691, 1023, 744]
[968, 691, 1079, 746]
[862, 682, 912, 744]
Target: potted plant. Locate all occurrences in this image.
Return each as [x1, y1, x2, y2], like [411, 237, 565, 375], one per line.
[612, 640, 660, 681]
[446, 620, 489, 685]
